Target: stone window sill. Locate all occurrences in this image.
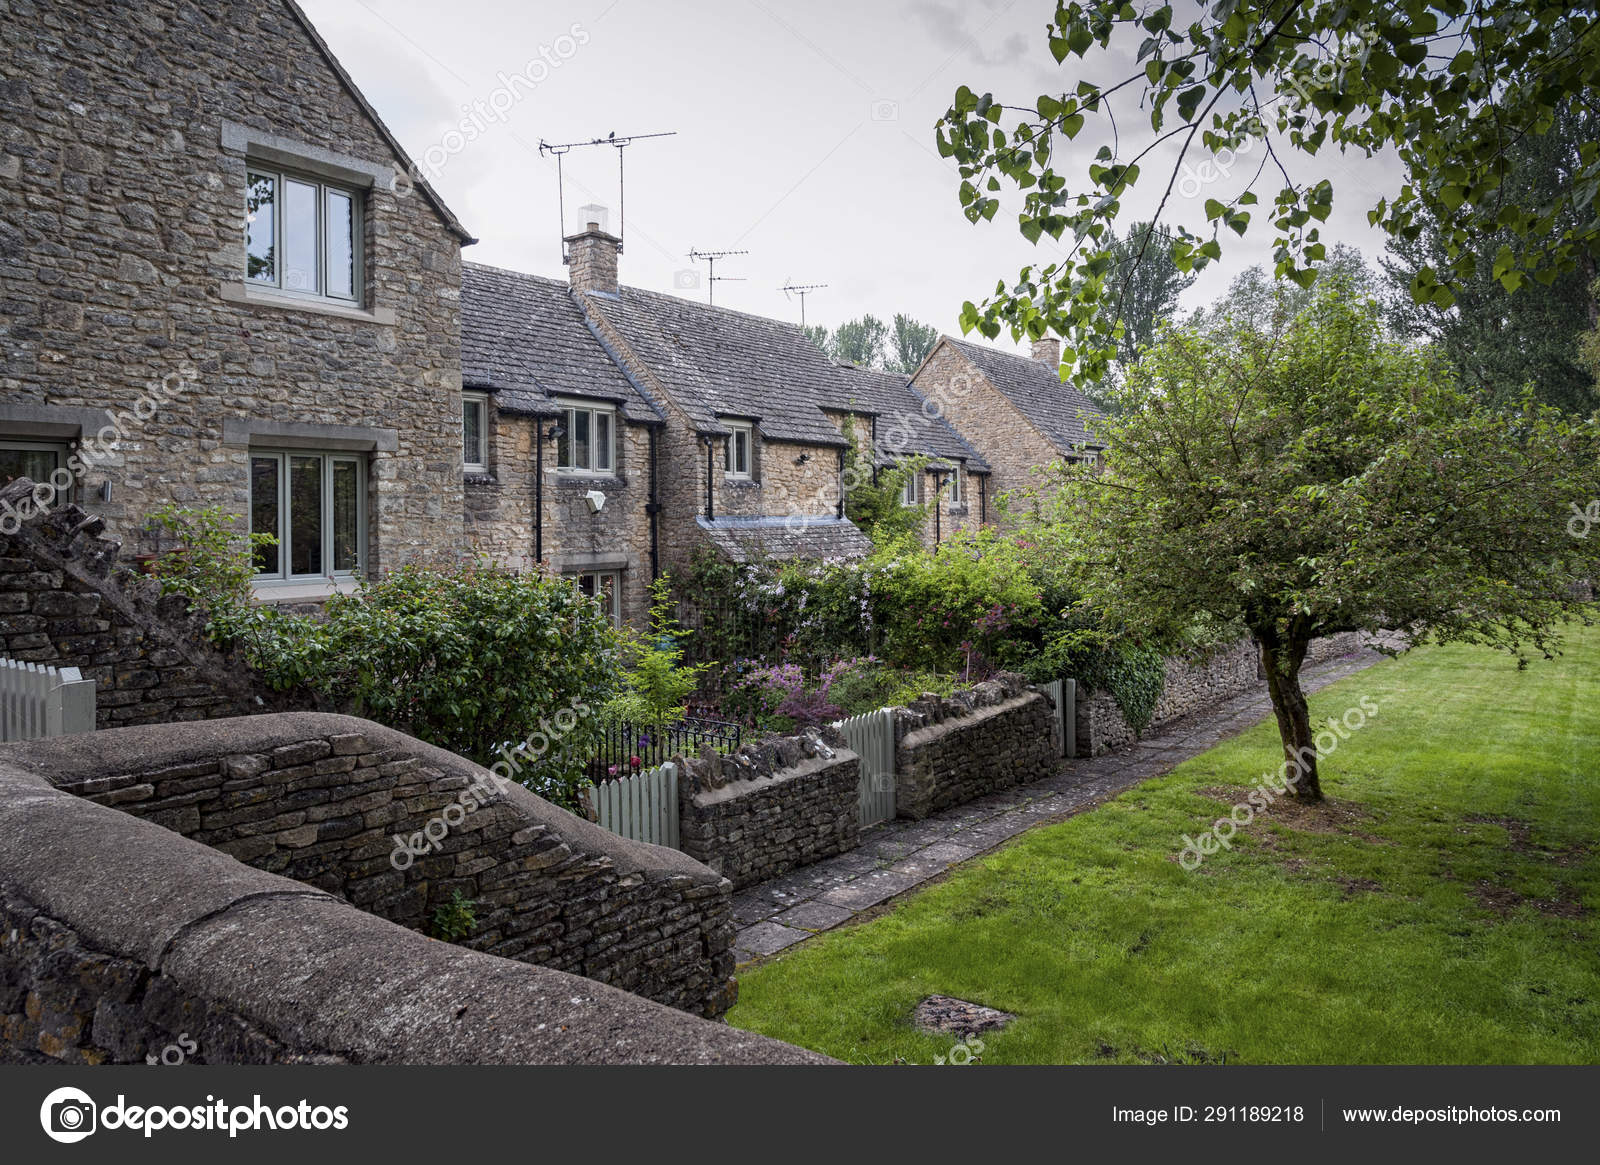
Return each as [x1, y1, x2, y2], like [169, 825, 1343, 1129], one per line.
[219, 281, 396, 326]
[252, 578, 363, 604]
[722, 478, 761, 489]
[465, 471, 497, 487]
[553, 474, 625, 489]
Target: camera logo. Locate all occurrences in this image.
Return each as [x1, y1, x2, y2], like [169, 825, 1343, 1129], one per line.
[40, 1086, 97, 1144]
[673, 268, 700, 290]
[870, 98, 899, 121]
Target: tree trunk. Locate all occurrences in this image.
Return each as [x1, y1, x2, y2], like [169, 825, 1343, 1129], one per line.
[1256, 631, 1321, 802]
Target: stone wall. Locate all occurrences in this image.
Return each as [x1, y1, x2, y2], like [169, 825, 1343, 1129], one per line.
[26, 713, 737, 1019]
[1076, 632, 1372, 755]
[0, 0, 468, 573]
[0, 722, 825, 1065]
[893, 672, 1058, 819]
[0, 483, 273, 727]
[675, 727, 861, 890]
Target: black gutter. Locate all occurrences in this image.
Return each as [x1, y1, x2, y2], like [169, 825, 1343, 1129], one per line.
[647, 428, 660, 580]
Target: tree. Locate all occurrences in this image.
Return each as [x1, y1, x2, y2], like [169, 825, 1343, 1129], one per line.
[937, 3, 1600, 387]
[829, 315, 891, 368]
[1105, 220, 1196, 367]
[1190, 243, 1380, 334]
[888, 313, 941, 373]
[1583, 280, 1600, 388]
[807, 313, 941, 373]
[1381, 98, 1600, 415]
[1031, 286, 1600, 801]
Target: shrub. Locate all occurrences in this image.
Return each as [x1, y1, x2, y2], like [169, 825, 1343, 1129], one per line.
[141, 503, 278, 646]
[601, 576, 706, 729]
[429, 890, 478, 943]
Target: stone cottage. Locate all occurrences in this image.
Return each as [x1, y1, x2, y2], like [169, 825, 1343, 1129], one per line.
[909, 336, 1106, 517]
[459, 209, 1007, 620]
[830, 362, 991, 548]
[0, 0, 474, 603]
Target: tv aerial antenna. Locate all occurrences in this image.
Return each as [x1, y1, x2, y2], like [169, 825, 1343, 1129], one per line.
[688, 248, 748, 305]
[538, 130, 675, 256]
[781, 282, 828, 326]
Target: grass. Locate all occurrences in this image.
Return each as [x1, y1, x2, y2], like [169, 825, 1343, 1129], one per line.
[726, 628, 1600, 1064]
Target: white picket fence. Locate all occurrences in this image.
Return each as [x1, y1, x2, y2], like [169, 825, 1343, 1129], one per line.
[1041, 677, 1077, 758]
[833, 706, 897, 827]
[588, 761, 680, 850]
[0, 658, 96, 744]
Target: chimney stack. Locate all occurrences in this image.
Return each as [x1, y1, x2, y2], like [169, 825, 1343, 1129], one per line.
[1031, 337, 1061, 368]
[564, 202, 620, 296]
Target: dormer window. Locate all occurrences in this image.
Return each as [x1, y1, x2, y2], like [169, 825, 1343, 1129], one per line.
[246, 166, 362, 303]
[947, 467, 963, 506]
[724, 422, 753, 480]
[557, 401, 615, 475]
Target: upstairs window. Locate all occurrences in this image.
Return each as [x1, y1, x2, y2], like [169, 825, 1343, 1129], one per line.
[246, 166, 362, 302]
[724, 422, 753, 479]
[901, 471, 923, 507]
[946, 467, 963, 506]
[462, 394, 488, 473]
[557, 402, 615, 475]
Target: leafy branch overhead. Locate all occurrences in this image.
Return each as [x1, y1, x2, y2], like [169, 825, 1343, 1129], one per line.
[936, 1, 1600, 385]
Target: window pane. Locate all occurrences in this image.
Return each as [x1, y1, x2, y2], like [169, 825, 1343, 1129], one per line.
[283, 179, 319, 293]
[595, 411, 611, 472]
[332, 460, 359, 573]
[737, 432, 748, 475]
[246, 172, 276, 284]
[250, 456, 280, 576]
[576, 573, 596, 598]
[463, 400, 483, 466]
[0, 446, 60, 484]
[723, 434, 732, 472]
[325, 188, 355, 299]
[557, 409, 573, 468]
[289, 455, 323, 576]
[572, 408, 591, 471]
[599, 573, 617, 623]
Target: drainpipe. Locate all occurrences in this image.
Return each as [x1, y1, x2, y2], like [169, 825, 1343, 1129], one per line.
[647, 427, 660, 580]
[869, 415, 879, 486]
[933, 470, 942, 547]
[534, 421, 544, 566]
[980, 474, 987, 525]
[836, 448, 845, 519]
[703, 435, 714, 519]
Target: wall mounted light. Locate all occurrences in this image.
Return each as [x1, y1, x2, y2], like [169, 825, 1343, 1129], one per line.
[584, 490, 606, 514]
[795, 453, 811, 465]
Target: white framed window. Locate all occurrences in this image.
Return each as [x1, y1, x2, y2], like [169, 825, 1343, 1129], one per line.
[572, 570, 621, 627]
[946, 467, 963, 506]
[723, 422, 753, 479]
[245, 165, 362, 303]
[249, 450, 366, 582]
[557, 402, 615, 475]
[462, 393, 489, 473]
[0, 440, 68, 485]
[901, 471, 923, 507]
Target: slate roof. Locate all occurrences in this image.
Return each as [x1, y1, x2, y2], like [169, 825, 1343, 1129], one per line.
[946, 338, 1106, 451]
[461, 263, 663, 423]
[696, 516, 874, 563]
[828, 364, 991, 474]
[582, 287, 853, 446]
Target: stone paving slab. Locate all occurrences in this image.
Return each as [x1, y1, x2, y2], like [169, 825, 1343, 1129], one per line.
[731, 649, 1387, 965]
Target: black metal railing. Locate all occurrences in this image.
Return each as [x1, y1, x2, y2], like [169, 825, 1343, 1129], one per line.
[587, 715, 743, 782]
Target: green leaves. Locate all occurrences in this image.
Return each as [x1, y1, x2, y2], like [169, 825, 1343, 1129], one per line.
[938, 0, 1600, 386]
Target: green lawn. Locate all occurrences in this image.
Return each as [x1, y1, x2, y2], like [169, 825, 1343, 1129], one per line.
[727, 629, 1600, 1064]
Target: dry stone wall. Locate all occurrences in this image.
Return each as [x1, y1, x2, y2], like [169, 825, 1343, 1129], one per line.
[0, 482, 275, 727]
[0, 722, 823, 1065]
[675, 727, 860, 890]
[24, 713, 740, 1020]
[893, 672, 1057, 819]
[1076, 632, 1372, 755]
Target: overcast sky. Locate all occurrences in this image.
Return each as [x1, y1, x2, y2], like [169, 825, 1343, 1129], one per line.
[300, 0, 1405, 350]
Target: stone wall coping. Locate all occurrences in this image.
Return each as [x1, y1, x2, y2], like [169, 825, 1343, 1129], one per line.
[687, 749, 856, 808]
[220, 118, 399, 191]
[219, 417, 400, 452]
[896, 689, 1046, 750]
[0, 759, 824, 1065]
